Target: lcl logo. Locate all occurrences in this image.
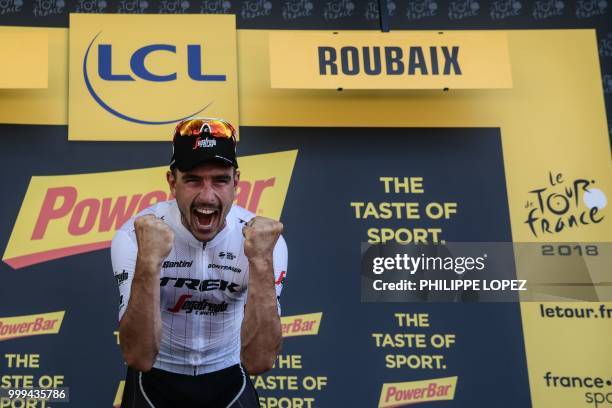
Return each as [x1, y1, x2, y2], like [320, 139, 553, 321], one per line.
[83, 32, 226, 125]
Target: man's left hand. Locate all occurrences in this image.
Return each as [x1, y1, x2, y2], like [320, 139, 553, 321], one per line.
[242, 216, 283, 264]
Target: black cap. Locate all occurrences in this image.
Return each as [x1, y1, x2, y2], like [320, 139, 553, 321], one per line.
[170, 118, 238, 171]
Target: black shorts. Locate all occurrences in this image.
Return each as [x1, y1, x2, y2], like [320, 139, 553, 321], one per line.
[121, 364, 259, 408]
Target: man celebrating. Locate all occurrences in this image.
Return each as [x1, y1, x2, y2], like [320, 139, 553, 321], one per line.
[111, 118, 286, 407]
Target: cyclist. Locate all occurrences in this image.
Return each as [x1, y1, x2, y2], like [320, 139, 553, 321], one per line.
[112, 118, 287, 407]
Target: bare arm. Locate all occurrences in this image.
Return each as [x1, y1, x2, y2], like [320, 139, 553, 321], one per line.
[119, 256, 163, 372]
[241, 257, 282, 374]
[118, 215, 173, 372]
[240, 217, 284, 374]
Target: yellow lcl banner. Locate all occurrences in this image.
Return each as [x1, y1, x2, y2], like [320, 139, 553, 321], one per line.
[69, 14, 239, 141]
[2, 150, 297, 269]
[269, 31, 512, 89]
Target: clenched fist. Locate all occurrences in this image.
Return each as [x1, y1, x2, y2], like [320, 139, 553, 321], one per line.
[134, 215, 174, 267]
[242, 217, 283, 263]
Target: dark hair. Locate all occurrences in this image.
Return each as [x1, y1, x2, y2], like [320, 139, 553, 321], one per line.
[170, 165, 237, 178]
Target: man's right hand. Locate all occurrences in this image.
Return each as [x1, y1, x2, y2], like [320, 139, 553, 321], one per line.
[134, 215, 174, 267]
[119, 214, 169, 371]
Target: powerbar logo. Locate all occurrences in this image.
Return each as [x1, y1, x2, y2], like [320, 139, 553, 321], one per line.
[3, 150, 297, 269]
[379, 376, 457, 407]
[281, 312, 322, 337]
[0, 311, 65, 341]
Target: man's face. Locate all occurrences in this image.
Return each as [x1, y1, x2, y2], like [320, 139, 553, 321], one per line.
[167, 161, 239, 242]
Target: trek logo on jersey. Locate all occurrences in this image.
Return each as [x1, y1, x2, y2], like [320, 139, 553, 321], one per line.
[0, 311, 65, 342]
[3, 150, 297, 270]
[378, 376, 457, 407]
[281, 312, 322, 337]
[163, 260, 194, 268]
[68, 14, 238, 140]
[168, 294, 228, 315]
[160, 277, 241, 293]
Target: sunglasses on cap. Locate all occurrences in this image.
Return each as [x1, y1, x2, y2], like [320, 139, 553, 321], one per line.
[173, 118, 237, 147]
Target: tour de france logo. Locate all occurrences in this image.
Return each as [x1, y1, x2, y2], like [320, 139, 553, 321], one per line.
[524, 171, 607, 237]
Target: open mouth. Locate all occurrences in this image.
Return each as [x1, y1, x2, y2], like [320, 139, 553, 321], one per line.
[192, 207, 219, 231]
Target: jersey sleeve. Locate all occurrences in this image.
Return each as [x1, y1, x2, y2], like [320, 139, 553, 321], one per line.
[273, 235, 288, 315]
[111, 229, 138, 323]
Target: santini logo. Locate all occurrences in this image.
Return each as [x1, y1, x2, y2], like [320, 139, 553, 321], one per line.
[83, 32, 226, 125]
[163, 260, 194, 268]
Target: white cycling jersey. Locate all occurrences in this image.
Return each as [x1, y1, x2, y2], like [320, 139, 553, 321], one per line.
[111, 200, 287, 376]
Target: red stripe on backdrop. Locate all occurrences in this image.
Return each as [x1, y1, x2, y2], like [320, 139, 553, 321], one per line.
[3, 241, 111, 269]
